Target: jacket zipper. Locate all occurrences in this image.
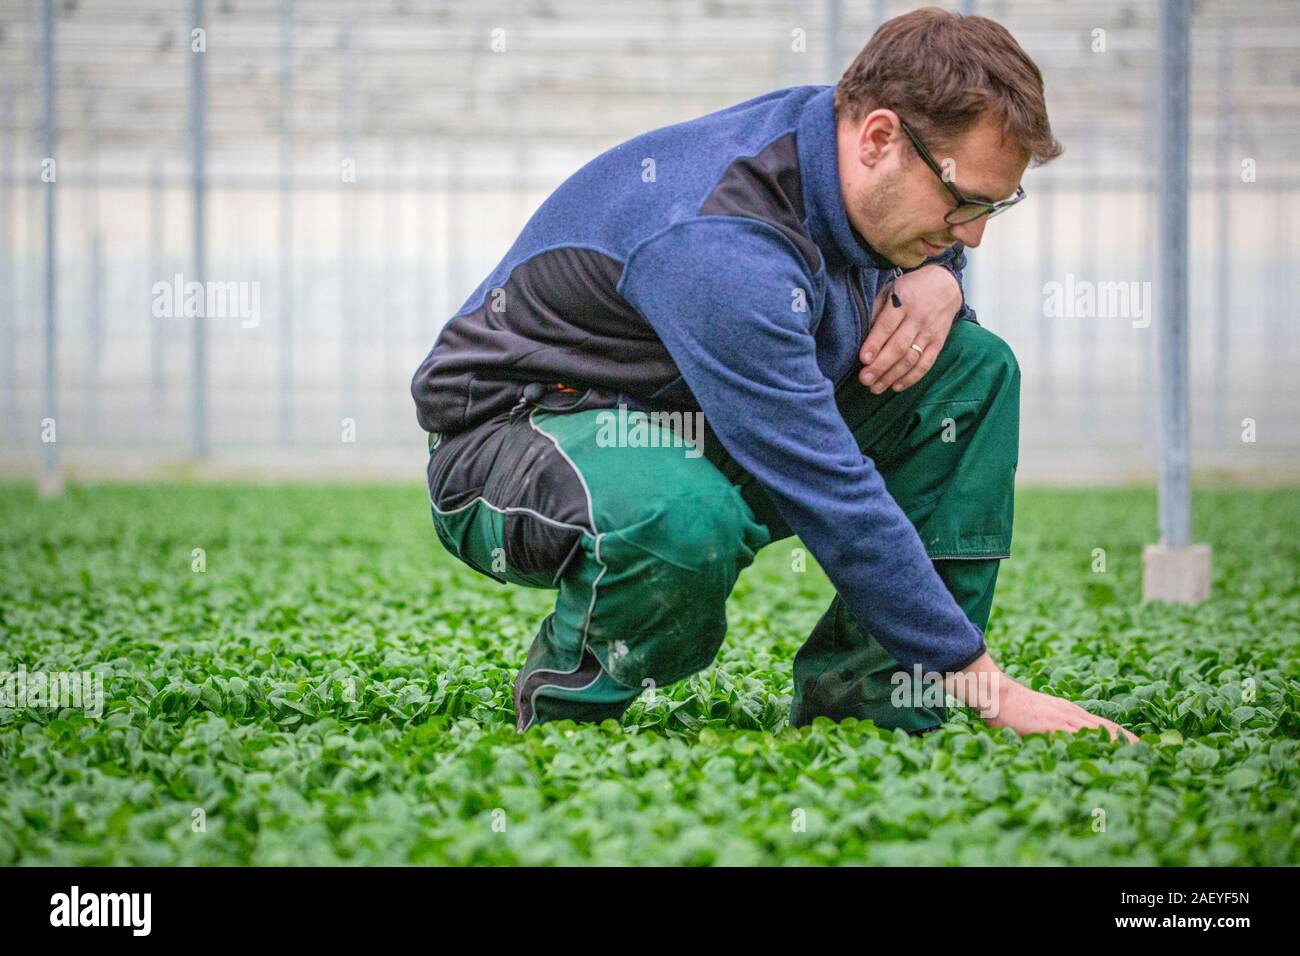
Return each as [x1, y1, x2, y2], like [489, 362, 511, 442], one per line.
[847, 266, 869, 340]
[835, 266, 872, 393]
[835, 265, 904, 395]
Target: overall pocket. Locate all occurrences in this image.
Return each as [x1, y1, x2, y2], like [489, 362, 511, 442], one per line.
[428, 398, 599, 590]
[430, 499, 513, 585]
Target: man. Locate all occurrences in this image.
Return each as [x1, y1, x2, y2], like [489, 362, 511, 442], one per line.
[412, 8, 1138, 743]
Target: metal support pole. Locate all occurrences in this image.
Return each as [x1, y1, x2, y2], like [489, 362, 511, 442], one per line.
[40, 0, 60, 496]
[1137, 175, 1156, 445]
[662, 0, 681, 121]
[1036, 168, 1054, 413]
[417, 140, 432, 340]
[1, 83, 15, 441]
[190, 0, 208, 458]
[1157, 0, 1190, 549]
[338, 20, 357, 431]
[1144, 0, 1209, 602]
[26, 143, 39, 425]
[278, 0, 294, 445]
[828, 0, 844, 78]
[383, 138, 401, 425]
[1080, 124, 1097, 441]
[444, 144, 462, 333]
[150, 153, 165, 408]
[1271, 188, 1290, 381]
[84, 95, 101, 439]
[797, 0, 814, 84]
[1212, 15, 1232, 447]
[1138, 76, 1157, 447]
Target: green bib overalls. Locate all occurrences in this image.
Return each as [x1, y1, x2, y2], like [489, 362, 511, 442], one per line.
[425, 318, 1020, 734]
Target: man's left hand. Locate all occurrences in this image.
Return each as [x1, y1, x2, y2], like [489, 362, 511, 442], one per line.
[858, 264, 963, 394]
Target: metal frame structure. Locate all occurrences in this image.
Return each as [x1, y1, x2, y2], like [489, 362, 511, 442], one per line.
[0, 1, 1295, 517]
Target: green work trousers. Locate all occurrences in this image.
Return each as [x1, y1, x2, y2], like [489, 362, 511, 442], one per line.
[425, 319, 1020, 733]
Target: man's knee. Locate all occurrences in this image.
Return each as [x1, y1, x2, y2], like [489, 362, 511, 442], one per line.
[588, 487, 768, 689]
[939, 320, 1020, 391]
[598, 485, 768, 616]
[638, 490, 765, 569]
[597, 469, 770, 576]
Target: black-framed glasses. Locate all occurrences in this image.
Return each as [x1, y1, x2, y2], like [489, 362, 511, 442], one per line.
[897, 117, 1026, 225]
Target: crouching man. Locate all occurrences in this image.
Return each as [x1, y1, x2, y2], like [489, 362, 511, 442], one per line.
[411, 7, 1138, 743]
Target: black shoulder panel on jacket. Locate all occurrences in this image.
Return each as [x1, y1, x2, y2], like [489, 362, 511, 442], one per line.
[699, 132, 822, 276]
[410, 246, 679, 435]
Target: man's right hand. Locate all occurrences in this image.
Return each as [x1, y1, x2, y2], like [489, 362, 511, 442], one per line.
[944, 651, 1139, 744]
[988, 680, 1139, 744]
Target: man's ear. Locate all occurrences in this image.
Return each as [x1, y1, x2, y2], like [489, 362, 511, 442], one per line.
[857, 109, 902, 168]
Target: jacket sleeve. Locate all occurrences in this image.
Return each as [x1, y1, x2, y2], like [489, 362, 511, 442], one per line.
[919, 242, 977, 325]
[619, 217, 986, 675]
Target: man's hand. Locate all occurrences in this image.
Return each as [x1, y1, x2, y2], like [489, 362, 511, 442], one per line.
[944, 651, 1140, 744]
[988, 681, 1140, 744]
[858, 263, 963, 395]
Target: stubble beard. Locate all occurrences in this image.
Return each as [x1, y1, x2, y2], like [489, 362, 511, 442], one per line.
[854, 170, 918, 268]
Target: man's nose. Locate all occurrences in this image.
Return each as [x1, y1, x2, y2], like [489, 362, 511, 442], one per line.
[949, 216, 988, 249]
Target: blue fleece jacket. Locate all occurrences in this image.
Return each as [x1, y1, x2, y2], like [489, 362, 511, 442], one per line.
[412, 84, 987, 675]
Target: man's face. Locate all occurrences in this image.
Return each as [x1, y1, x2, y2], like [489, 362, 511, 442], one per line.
[840, 111, 1028, 268]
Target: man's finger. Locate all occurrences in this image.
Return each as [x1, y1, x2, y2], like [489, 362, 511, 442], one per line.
[1108, 720, 1139, 744]
[865, 345, 912, 393]
[878, 340, 930, 392]
[860, 295, 903, 367]
[862, 314, 921, 389]
[871, 331, 927, 393]
[889, 342, 937, 391]
[873, 345, 924, 393]
[1087, 714, 1136, 744]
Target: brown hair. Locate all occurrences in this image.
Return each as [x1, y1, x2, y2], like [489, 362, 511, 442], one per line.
[833, 6, 1063, 166]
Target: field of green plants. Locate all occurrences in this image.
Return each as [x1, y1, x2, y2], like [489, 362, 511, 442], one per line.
[0, 482, 1296, 865]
